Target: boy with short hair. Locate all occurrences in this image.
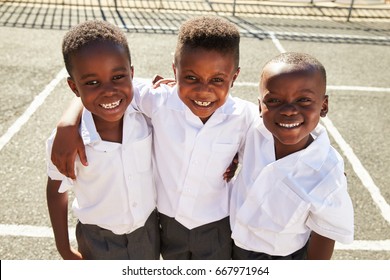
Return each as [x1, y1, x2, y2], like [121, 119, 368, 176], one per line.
[51, 16, 258, 260]
[230, 52, 354, 260]
[46, 20, 159, 260]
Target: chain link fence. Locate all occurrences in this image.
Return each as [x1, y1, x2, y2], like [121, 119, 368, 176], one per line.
[1, 0, 389, 21]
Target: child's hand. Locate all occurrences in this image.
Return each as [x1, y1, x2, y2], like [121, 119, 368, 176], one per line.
[60, 247, 83, 260]
[51, 124, 87, 180]
[152, 74, 176, 89]
[223, 153, 239, 182]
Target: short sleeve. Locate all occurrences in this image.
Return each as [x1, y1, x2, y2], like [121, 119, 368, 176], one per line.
[306, 170, 354, 244]
[133, 78, 172, 118]
[45, 130, 74, 193]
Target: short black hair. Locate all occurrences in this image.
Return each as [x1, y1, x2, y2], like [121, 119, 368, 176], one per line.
[62, 20, 130, 76]
[174, 16, 240, 68]
[262, 52, 326, 84]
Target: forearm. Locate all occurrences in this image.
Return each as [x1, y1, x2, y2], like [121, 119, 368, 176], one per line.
[52, 96, 87, 178]
[306, 231, 335, 260]
[57, 96, 83, 128]
[46, 179, 72, 257]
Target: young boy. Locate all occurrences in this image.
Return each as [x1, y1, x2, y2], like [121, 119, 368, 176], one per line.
[46, 20, 159, 260]
[51, 16, 258, 260]
[230, 52, 354, 260]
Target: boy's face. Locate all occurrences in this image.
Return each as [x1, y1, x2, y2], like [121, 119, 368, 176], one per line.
[67, 42, 134, 125]
[259, 62, 328, 153]
[173, 47, 240, 123]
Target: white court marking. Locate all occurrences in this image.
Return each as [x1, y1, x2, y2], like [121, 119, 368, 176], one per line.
[0, 67, 67, 152]
[0, 224, 389, 251]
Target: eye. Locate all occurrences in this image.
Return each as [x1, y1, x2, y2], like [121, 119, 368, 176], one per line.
[297, 97, 312, 104]
[85, 80, 99, 86]
[211, 77, 224, 83]
[184, 75, 197, 81]
[113, 75, 125, 81]
[264, 98, 280, 105]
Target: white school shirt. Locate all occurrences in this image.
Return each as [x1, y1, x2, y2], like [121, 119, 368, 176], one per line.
[230, 119, 354, 256]
[46, 103, 156, 235]
[134, 80, 258, 229]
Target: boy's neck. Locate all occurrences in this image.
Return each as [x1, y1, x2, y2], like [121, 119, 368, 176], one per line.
[274, 134, 314, 160]
[93, 115, 124, 143]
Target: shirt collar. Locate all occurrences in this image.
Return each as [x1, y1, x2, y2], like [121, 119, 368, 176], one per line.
[79, 101, 139, 146]
[256, 121, 330, 171]
[299, 124, 330, 171]
[79, 109, 100, 145]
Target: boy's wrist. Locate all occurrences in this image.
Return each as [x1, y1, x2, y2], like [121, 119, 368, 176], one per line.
[56, 120, 79, 129]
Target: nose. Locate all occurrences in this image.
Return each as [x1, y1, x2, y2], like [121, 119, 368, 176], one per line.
[279, 103, 298, 116]
[196, 82, 212, 93]
[101, 81, 117, 96]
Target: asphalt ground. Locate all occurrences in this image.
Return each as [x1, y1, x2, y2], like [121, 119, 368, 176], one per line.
[0, 1, 390, 261]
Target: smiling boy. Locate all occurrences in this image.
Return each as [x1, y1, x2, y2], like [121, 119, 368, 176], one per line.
[133, 16, 258, 259]
[230, 52, 354, 260]
[46, 20, 159, 260]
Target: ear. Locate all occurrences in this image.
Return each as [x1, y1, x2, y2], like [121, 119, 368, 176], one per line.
[130, 65, 134, 78]
[258, 97, 263, 117]
[172, 62, 177, 80]
[67, 77, 80, 97]
[320, 95, 329, 117]
[230, 67, 241, 88]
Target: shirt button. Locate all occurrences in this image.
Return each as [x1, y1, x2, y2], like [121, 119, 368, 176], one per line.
[128, 175, 133, 180]
[132, 202, 137, 208]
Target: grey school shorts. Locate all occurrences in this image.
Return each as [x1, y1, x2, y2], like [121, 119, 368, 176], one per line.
[76, 209, 160, 260]
[159, 213, 232, 260]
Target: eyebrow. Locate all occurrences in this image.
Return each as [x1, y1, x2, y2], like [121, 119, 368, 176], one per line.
[299, 88, 318, 95]
[80, 66, 128, 80]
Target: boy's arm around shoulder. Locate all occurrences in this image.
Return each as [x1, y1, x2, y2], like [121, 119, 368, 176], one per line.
[133, 77, 172, 118]
[52, 97, 87, 179]
[46, 131, 82, 259]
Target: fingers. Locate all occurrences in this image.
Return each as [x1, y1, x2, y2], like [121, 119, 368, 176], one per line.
[152, 74, 164, 85]
[78, 146, 88, 167]
[152, 78, 176, 89]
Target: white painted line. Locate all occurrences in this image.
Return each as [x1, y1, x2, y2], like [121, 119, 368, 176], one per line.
[244, 30, 390, 42]
[1, 223, 388, 251]
[321, 116, 390, 225]
[335, 240, 390, 251]
[327, 85, 390, 93]
[267, 31, 286, 53]
[0, 68, 68, 152]
[0, 224, 76, 241]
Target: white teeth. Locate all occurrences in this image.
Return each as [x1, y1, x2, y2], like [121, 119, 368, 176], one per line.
[100, 100, 121, 109]
[194, 100, 211, 107]
[279, 123, 301, 128]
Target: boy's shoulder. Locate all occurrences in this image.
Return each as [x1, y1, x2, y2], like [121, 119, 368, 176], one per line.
[225, 95, 258, 117]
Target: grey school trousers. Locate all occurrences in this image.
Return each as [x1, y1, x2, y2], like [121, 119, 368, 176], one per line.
[159, 213, 232, 260]
[76, 209, 160, 260]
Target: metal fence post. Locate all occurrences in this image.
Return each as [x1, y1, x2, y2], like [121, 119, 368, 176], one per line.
[232, 0, 237, 16]
[347, 0, 356, 21]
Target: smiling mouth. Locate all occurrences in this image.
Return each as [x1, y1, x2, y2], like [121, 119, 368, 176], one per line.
[100, 100, 122, 109]
[278, 122, 302, 128]
[194, 100, 212, 107]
